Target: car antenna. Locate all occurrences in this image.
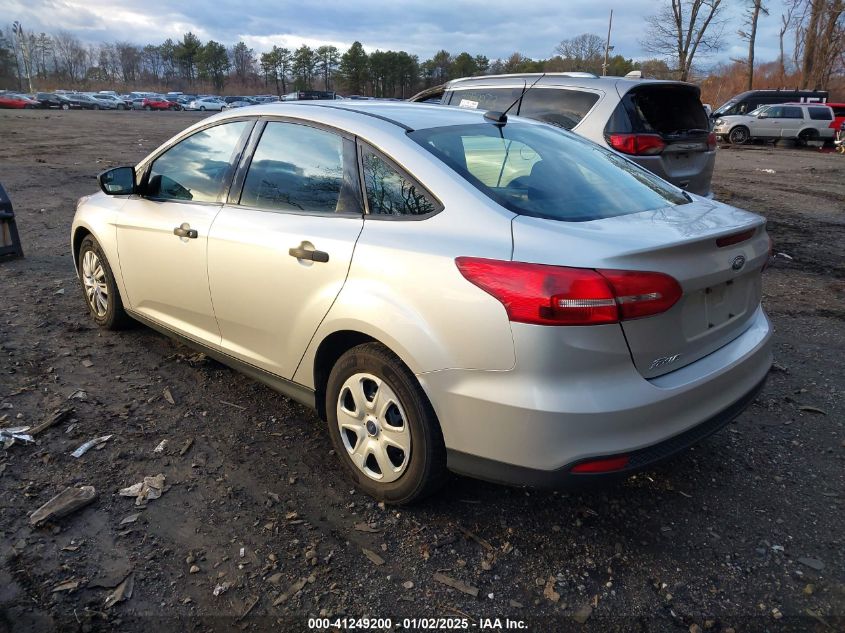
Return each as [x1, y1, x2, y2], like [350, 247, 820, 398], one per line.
[484, 73, 545, 126]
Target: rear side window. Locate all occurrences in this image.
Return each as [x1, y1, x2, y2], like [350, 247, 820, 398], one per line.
[808, 107, 833, 120]
[240, 122, 362, 214]
[518, 89, 599, 129]
[832, 106, 845, 117]
[362, 151, 438, 217]
[449, 88, 523, 112]
[147, 121, 251, 203]
[782, 106, 803, 119]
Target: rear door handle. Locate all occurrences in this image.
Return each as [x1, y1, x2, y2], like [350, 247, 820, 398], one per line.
[289, 247, 329, 263]
[173, 223, 198, 239]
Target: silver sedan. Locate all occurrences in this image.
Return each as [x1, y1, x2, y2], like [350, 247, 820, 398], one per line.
[72, 102, 772, 503]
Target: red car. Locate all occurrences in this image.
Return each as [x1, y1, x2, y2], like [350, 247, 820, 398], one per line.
[0, 93, 39, 109]
[825, 102, 845, 134]
[141, 96, 175, 111]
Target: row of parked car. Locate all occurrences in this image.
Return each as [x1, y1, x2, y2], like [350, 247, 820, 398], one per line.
[0, 90, 284, 112]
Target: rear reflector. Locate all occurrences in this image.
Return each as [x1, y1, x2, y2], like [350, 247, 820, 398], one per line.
[607, 133, 666, 156]
[716, 228, 756, 247]
[571, 455, 630, 474]
[455, 258, 682, 326]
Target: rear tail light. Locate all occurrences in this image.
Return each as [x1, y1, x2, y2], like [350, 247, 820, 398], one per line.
[762, 235, 774, 272]
[716, 228, 756, 247]
[607, 133, 666, 156]
[707, 132, 717, 151]
[570, 455, 630, 474]
[455, 258, 682, 326]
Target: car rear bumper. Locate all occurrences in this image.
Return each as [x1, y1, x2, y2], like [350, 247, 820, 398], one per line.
[419, 305, 772, 487]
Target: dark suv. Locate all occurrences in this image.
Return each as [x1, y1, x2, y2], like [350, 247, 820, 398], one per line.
[414, 73, 715, 197]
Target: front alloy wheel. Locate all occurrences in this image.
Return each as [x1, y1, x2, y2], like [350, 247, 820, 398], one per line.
[81, 250, 108, 318]
[728, 126, 749, 145]
[77, 235, 131, 330]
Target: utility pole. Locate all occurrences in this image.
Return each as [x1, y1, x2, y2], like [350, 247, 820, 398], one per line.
[602, 9, 613, 76]
[12, 21, 34, 93]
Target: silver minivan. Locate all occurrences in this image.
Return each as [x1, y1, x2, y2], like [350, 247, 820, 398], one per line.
[420, 73, 716, 197]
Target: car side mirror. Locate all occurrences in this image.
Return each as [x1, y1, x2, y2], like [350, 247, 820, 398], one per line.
[757, 113, 768, 119]
[98, 166, 136, 195]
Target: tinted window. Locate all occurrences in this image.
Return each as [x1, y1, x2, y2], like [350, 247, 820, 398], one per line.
[362, 152, 437, 216]
[808, 107, 832, 120]
[449, 88, 523, 112]
[832, 106, 845, 117]
[625, 86, 708, 134]
[782, 106, 803, 119]
[411, 122, 689, 222]
[240, 122, 361, 214]
[518, 89, 599, 129]
[147, 121, 250, 202]
[766, 106, 784, 118]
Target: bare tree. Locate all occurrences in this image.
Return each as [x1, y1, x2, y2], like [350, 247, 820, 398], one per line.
[641, 0, 727, 80]
[554, 33, 604, 73]
[779, 2, 799, 82]
[52, 31, 86, 82]
[790, 0, 845, 88]
[738, 1, 769, 90]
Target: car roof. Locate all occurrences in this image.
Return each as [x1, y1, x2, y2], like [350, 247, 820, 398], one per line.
[445, 72, 698, 93]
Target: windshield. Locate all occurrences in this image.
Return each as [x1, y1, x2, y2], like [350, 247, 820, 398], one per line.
[409, 122, 689, 222]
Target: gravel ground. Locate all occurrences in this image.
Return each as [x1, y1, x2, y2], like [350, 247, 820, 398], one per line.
[0, 110, 843, 633]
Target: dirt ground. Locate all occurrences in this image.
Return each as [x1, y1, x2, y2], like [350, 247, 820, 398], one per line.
[0, 110, 843, 633]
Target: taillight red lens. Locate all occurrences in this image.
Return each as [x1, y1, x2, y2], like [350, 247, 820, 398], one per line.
[455, 258, 682, 326]
[597, 269, 683, 320]
[607, 133, 666, 156]
[571, 455, 630, 473]
[707, 132, 717, 151]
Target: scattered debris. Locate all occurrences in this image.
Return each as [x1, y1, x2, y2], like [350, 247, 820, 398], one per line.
[273, 578, 307, 605]
[162, 388, 175, 405]
[51, 578, 80, 593]
[119, 474, 166, 505]
[71, 434, 113, 458]
[213, 581, 231, 596]
[81, 359, 94, 368]
[153, 439, 168, 453]
[798, 405, 827, 415]
[572, 604, 593, 624]
[432, 572, 479, 598]
[402, 580, 414, 589]
[797, 556, 824, 571]
[68, 390, 88, 401]
[29, 407, 74, 436]
[237, 596, 260, 621]
[220, 400, 246, 410]
[756, 168, 776, 174]
[362, 548, 385, 566]
[179, 438, 194, 456]
[354, 522, 380, 533]
[30, 486, 97, 526]
[776, 252, 794, 260]
[457, 525, 494, 551]
[189, 565, 200, 574]
[543, 576, 560, 602]
[1, 426, 33, 449]
[120, 513, 140, 525]
[104, 573, 134, 608]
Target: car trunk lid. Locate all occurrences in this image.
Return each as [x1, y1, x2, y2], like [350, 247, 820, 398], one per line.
[511, 199, 769, 378]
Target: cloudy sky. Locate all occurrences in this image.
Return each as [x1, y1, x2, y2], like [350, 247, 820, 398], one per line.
[3, 0, 792, 66]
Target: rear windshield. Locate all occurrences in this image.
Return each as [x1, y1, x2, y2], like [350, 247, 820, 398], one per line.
[622, 86, 708, 135]
[410, 122, 689, 222]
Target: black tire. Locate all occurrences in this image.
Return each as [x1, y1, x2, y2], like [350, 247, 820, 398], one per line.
[797, 129, 818, 146]
[326, 343, 447, 504]
[77, 235, 132, 330]
[728, 126, 750, 145]
[199, 106, 206, 111]
[93, 104, 100, 110]
[117, 104, 125, 110]
[144, 105, 151, 111]
[61, 103, 69, 110]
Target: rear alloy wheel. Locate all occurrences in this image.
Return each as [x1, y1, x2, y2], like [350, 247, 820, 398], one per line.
[728, 126, 749, 145]
[78, 236, 131, 330]
[61, 103, 69, 110]
[326, 343, 446, 504]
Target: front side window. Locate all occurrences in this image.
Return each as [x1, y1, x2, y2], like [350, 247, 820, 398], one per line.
[411, 122, 689, 222]
[765, 106, 784, 118]
[362, 151, 438, 217]
[240, 121, 361, 214]
[146, 121, 250, 202]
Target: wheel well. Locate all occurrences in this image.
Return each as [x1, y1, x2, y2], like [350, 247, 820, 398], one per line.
[312, 331, 377, 421]
[72, 227, 91, 271]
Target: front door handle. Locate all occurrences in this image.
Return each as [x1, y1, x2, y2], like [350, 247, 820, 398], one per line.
[173, 223, 198, 239]
[289, 247, 329, 263]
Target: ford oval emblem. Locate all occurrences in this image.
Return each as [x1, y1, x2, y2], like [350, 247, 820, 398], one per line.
[731, 255, 746, 271]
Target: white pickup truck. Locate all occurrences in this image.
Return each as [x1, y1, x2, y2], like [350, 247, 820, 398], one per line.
[713, 103, 835, 145]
